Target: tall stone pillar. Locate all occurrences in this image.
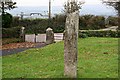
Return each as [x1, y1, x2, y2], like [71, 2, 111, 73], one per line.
[64, 0, 79, 78]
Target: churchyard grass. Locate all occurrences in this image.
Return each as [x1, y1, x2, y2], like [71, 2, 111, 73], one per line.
[2, 37, 118, 78]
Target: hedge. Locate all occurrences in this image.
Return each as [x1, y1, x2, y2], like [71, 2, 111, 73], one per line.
[11, 14, 108, 34]
[79, 30, 120, 38]
[2, 27, 21, 38]
[18, 19, 49, 34]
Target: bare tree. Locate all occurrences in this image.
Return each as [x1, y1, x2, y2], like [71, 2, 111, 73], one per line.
[0, 0, 17, 14]
[102, 0, 120, 15]
[64, 0, 84, 14]
[102, 0, 120, 30]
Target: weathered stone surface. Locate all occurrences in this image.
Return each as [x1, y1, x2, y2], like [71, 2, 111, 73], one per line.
[64, 9, 79, 78]
[46, 28, 54, 44]
[20, 27, 25, 42]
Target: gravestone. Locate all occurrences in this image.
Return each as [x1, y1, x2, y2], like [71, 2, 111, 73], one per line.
[20, 27, 25, 42]
[46, 28, 54, 44]
[64, 0, 79, 78]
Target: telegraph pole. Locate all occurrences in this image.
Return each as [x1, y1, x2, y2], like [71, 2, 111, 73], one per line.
[48, 0, 51, 28]
[49, 0, 51, 19]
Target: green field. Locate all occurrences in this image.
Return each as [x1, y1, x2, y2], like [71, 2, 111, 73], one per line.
[2, 37, 118, 78]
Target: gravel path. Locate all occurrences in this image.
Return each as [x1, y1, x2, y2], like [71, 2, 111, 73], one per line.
[1, 43, 47, 56]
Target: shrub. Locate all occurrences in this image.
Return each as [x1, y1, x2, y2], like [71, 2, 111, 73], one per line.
[106, 16, 118, 26]
[18, 19, 49, 34]
[79, 15, 105, 30]
[12, 16, 20, 27]
[79, 32, 88, 38]
[52, 14, 66, 33]
[12, 15, 66, 34]
[1, 12, 13, 28]
[2, 26, 21, 38]
[10, 14, 118, 34]
[79, 30, 119, 38]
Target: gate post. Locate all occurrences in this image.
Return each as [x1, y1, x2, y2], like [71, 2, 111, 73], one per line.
[20, 27, 25, 42]
[46, 27, 54, 44]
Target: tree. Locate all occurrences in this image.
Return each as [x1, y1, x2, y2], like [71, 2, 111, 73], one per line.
[102, 0, 120, 14]
[2, 12, 12, 28]
[0, 0, 17, 14]
[0, 0, 17, 28]
[102, 0, 120, 29]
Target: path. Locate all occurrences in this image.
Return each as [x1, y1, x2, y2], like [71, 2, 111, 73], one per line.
[1, 33, 64, 56]
[1, 43, 46, 56]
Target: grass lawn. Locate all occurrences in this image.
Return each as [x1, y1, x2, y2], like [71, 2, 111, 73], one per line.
[2, 37, 118, 78]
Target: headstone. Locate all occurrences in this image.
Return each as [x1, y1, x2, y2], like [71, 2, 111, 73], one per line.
[64, 0, 79, 78]
[20, 27, 25, 42]
[46, 28, 54, 44]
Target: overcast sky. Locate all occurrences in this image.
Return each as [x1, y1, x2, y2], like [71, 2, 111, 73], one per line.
[13, 0, 102, 6]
